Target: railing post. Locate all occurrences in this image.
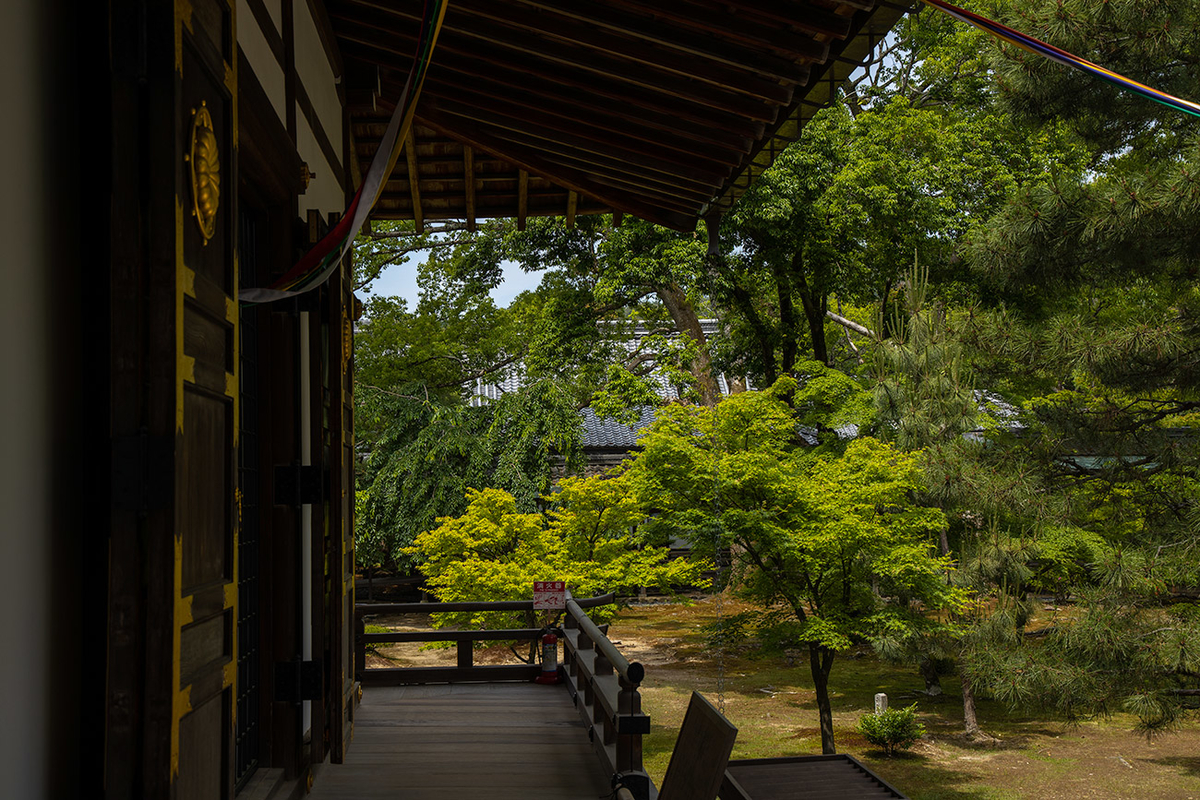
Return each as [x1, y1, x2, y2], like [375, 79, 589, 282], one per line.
[457, 639, 473, 670]
[616, 674, 643, 773]
[564, 612, 579, 678]
[594, 653, 613, 742]
[579, 626, 595, 708]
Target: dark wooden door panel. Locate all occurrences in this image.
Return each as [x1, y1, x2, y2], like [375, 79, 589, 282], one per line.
[174, 0, 239, 796]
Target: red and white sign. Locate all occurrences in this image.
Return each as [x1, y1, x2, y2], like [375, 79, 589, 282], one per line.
[533, 581, 566, 609]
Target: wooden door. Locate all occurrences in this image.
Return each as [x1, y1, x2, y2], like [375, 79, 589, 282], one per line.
[172, 0, 240, 797]
[104, 0, 242, 795]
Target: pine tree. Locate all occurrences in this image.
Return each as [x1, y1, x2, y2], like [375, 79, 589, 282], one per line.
[873, 265, 1056, 738]
[955, 0, 1200, 731]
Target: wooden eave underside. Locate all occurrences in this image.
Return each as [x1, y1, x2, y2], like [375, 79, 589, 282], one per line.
[331, 0, 912, 231]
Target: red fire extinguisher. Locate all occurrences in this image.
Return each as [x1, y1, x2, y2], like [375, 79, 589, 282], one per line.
[535, 629, 560, 684]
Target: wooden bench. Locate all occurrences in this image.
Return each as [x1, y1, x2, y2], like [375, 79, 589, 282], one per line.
[720, 755, 909, 799]
[617, 691, 738, 800]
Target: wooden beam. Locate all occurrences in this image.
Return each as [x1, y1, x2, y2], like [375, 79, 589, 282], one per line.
[452, 0, 824, 80]
[419, 0, 803, 101]
[433, 122, 718, 207]
[566, 190, 577, 228]
[404, 126, 423, 233]
[417, 83, 741, 174]
[410, 120, 717, 200]
[425, 98, 730, 187]
[344, 58, 381, 111]
[683, 0, 856, 38]
[517, 169, 528, 231]
[511, 0, 825, 76]
[704, 0, 909, 216]
[612, 210, 624, 228]
[347, 126, 363, 191]
[464, 145, 476, 232]
[601, 0, 837, 55]
[342, 37, 767, 137]
[421, 111, 696, 230]
[332, 3, 793, 111]
[417, 76, 750, 163]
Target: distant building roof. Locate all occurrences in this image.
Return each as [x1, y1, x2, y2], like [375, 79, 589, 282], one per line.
[468, 320, 753, 409]
[579, 406, 657, 450]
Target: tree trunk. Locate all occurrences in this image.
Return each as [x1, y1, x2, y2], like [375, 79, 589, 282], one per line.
[704, 248, 777, 385]
[774, 257, 800, 375]
[879, 278, 895, 341]
[794, 267, 829, 365]
[919, 659, 943, 696]
[809, 644, 838, 754]
[656, 282, 720, 406]
[961, 668, 981, 736]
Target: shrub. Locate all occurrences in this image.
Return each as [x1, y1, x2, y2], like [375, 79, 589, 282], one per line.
[858, 704, 926, 756]
[363, 623, 392, 655]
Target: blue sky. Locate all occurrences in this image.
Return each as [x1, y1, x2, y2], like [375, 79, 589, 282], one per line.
[362, 252, 543, 308]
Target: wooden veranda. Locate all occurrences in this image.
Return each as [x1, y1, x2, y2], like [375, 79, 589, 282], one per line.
[343, 592, 654, 798]
[316, 592, 907, 800]
[307, 683, 612, 799]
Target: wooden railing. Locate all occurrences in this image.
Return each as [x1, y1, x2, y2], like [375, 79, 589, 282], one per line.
[354, 593, 617, 686]
[561, 594, 652, 790]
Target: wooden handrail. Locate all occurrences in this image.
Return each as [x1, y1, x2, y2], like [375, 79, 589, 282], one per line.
[354, 593, 619, 686]
[561, 593, 651, 788]
[565, 595, 643, 686]
[357, 592, 616, 616]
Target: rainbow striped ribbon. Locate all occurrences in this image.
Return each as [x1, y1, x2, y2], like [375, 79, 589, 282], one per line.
[240, 0, 449, 303]
[922, 0, 1200, 119]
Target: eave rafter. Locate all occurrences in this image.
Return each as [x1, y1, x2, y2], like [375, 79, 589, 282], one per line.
[332, 0, 910, 230]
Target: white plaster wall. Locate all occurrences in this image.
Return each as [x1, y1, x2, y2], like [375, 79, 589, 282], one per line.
[296, 109, 346, 216]
[0, 0, 49, 796]
[293, 1, 347, 215]
[294, 2, 344, 166]
[237, 0, 287, 126]
[265, 0, 282, 35]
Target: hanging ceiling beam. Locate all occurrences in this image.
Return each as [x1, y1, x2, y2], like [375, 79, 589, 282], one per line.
[464, 145, 476, 232]
[404, 126, 423, 234]
[517, 169, 528, 231]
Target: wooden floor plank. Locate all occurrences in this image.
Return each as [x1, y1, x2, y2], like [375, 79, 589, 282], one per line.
[309, 683, 613, 799]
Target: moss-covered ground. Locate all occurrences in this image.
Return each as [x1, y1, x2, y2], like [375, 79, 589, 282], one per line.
[609, 595, 1200, 800]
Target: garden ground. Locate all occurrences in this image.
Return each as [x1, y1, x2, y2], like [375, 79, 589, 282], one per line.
[615, 595, 1200, 800]
[363, 595, 1200, 799]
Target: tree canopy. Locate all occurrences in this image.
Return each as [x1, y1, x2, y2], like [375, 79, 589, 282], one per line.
[626, 375, 963, 753]
[352, 0, 1200, 742]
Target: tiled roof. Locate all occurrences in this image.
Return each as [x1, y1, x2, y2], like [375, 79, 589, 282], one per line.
[580, 406, 657, 450]
[468, 321, 753, 408]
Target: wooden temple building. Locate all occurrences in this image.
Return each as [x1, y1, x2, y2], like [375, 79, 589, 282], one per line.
[4, 0, 909, 797]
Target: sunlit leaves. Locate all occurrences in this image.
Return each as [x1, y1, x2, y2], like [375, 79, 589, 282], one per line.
[409, 482, 708, 630]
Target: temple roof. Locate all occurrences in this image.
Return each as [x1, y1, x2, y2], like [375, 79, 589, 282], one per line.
[330, 0, 910, 231]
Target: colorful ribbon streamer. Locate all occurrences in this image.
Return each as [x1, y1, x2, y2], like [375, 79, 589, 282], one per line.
[240, 0, 448, 303]
[922, 0, 1200, 119]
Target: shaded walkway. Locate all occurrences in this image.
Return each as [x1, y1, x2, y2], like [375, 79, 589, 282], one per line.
[310, 683, 612, 799]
